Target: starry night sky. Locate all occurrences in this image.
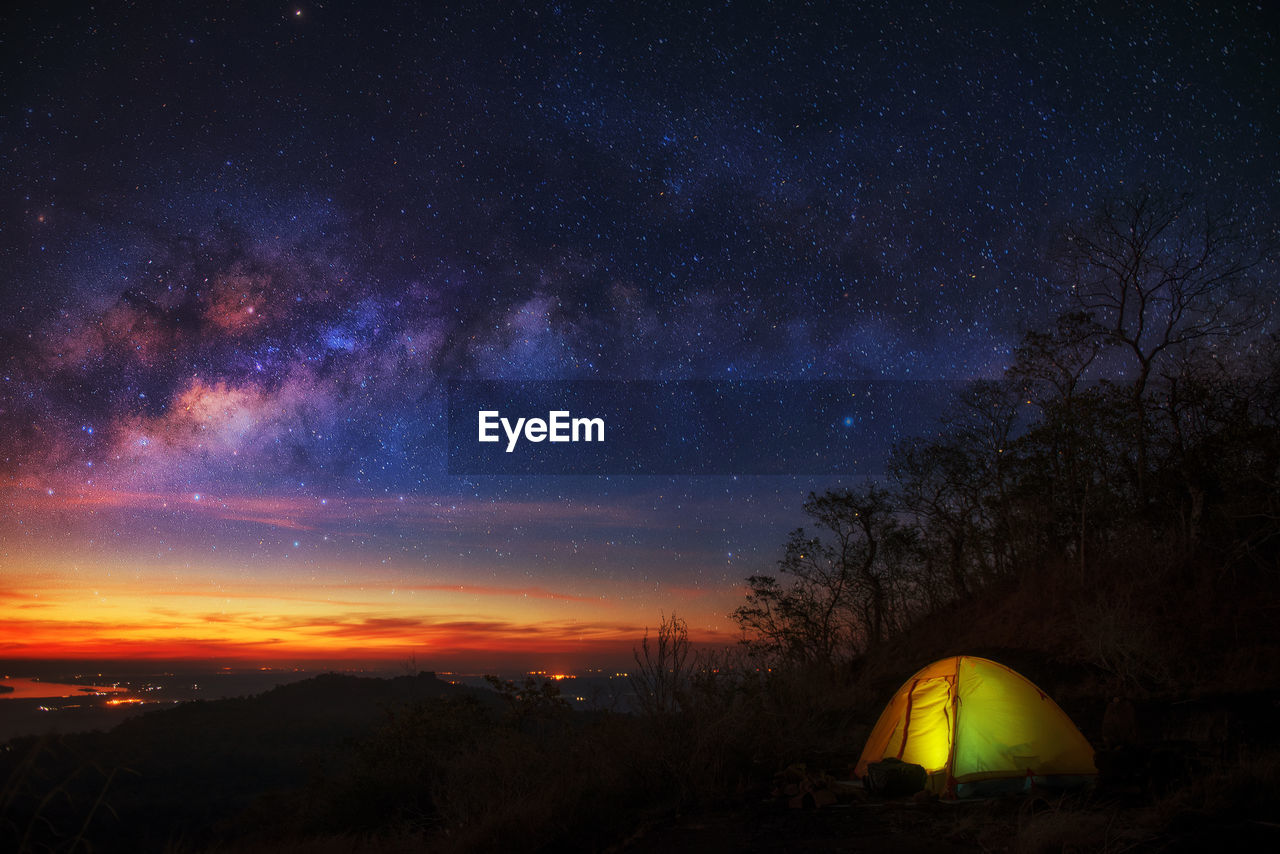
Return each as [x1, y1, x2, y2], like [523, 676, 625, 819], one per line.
[1, 1, 1277, 667]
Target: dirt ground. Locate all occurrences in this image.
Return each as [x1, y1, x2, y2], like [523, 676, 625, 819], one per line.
[617, 794, 1280, 853]
[621, 798, 1014, 853]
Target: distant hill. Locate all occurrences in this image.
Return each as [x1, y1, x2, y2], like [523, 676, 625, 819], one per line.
[0, 671, 498, 854]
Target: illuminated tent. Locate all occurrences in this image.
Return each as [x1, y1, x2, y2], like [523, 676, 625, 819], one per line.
[854, 656, 1097, 797]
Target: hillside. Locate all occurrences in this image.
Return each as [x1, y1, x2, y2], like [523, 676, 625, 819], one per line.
[0, 672, 495, 853]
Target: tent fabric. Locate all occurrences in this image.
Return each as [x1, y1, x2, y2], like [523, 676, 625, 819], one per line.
[855, 656, 1097, 797]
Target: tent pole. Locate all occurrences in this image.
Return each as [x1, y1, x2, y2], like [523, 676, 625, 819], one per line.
[896, 679, 919, 760]
[944, 657, 961, 798]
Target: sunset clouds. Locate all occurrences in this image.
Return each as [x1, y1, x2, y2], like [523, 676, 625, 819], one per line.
[0, 477, 756, 667]
[0, 556, 740, 668]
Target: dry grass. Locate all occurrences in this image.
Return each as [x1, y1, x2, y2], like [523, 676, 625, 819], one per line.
[1154, 749, 1280, 828]
[1014, 796, 1143, 854]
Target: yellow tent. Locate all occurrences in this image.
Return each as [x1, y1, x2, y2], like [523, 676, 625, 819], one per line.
[855, 656, 1097, 797]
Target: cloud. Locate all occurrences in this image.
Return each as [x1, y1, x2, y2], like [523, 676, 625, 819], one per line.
[1, 482, 664, 537]
[0, 611, 652, 663]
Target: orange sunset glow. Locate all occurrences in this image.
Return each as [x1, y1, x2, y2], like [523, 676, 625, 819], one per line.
[1, 482, 749, 669]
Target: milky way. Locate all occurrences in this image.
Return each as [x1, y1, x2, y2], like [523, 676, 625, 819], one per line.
[1, 2, 1276, 666]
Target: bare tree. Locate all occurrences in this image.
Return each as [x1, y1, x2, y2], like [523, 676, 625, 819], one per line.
[630, 613, 691, 715]
[1010, 311, 1110, 408]
[733, 486, 914, 666]
[1058, 188, 1265, 500]
[1009, 312, 1112, 568]
[891, 435, 983, 599]
[946, 379, 1027, 575]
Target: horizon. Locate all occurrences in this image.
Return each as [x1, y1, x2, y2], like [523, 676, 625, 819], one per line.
[0, 649, 655, 677]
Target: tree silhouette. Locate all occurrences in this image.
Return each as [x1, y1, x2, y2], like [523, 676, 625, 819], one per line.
[1057, 188, 1265, 502]
[733, 486, 915, 666]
